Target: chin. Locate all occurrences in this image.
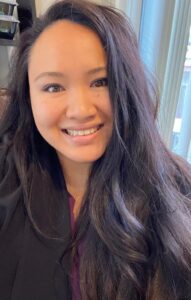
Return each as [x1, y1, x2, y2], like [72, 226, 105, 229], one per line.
[58, 150, 105, 165]
[70, 155, 103, 164]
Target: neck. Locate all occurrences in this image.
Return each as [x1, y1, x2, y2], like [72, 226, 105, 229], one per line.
[57, 154, 92, 217]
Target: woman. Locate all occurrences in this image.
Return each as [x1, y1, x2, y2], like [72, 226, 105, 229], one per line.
[0, 0, 191, 299]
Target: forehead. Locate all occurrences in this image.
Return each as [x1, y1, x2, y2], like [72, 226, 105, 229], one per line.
[28, 20, 107, 76]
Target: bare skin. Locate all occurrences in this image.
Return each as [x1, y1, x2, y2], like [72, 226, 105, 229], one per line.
[58, 155, 90, 218]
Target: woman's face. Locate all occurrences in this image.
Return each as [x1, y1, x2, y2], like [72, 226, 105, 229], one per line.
[28, 20, 113, 168]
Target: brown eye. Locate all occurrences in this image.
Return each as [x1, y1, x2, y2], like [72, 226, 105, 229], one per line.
[43, 84, 64, 93]
[91, 78, 108, 88]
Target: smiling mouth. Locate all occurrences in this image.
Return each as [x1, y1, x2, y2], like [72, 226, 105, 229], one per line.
[63, 125, 102, 136]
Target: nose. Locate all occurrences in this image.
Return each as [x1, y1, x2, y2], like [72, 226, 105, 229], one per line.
[65, 87, 96, 121]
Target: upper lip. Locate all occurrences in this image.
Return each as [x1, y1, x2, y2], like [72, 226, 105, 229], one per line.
[62, 124, 103, 131]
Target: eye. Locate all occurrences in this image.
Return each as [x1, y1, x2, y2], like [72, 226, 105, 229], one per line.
[91, 78, 108, 88]
[42, 84, 64, 93]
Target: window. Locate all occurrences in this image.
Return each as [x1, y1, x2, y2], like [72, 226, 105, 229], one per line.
[171, 26, 191, 163]
[138, 0, 191, 163]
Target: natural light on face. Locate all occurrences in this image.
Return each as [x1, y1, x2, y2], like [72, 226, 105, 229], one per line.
[28, 20, 113, 169]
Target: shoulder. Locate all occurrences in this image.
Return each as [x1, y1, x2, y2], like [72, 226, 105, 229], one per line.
[0, 144, 23, 231]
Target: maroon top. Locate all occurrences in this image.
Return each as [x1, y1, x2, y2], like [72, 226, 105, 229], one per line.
[69, 196, 81, 300]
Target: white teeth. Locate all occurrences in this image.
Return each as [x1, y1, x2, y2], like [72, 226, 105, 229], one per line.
[66, 127, 99, 136]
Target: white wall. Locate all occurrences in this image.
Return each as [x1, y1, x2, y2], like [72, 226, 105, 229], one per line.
[35, 0, 56, 16]
[0, 47, 9, 88]
[35, 0, 115, 16]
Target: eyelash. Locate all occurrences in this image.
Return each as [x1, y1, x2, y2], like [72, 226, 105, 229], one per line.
[91, 77, 108, 88]
[42, 84, 63, 93]
[42, 78, 108, 93]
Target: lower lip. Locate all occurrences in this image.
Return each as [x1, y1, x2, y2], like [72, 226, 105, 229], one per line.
[61, 126, 102, 145]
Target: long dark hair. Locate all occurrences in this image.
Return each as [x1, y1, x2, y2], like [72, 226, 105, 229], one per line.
[1, 0, 191, 299]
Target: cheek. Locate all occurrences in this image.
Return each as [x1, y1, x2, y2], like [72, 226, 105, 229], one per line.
[30, 98, 61, 129]
[102, 95, 113, 120]
[106, 102, 113, 119]
[96, 90, 113, 118]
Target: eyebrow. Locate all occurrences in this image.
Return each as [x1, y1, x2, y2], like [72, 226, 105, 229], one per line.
[34, 66, 107, 82]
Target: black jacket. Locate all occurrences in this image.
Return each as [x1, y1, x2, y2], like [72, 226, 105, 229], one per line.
[0, 146, 72, 300]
